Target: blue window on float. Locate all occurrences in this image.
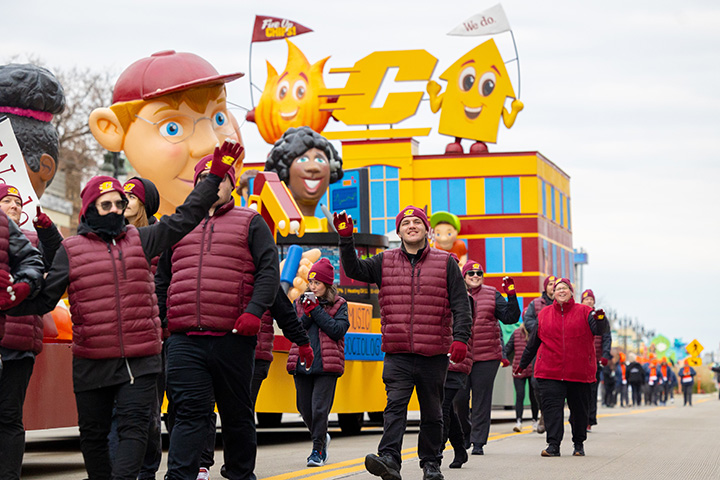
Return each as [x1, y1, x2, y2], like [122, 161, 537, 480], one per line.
[559, 194, 565, 227]
[551, 186, 556, 222]
[368, 166, 400, 235]
[448, 179, 467, 215]
[485, 238, 503, 273]
[567, 200, 572, 231]
[431, 179, 449, 212]
[561, 247, 566, 277]
[542, 181, 547, 217]
[552, 244, 558, 276]
[485, 178, 502, 214]
[502, 177, 520, 214]
[505, 237, 523, 272]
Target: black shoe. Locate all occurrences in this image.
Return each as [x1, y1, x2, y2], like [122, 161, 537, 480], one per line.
[365, 453, 402, 480]
[471, 444, 484, 455]
[573, 444, 585, 456]
[541, 444, 561, 457]
[448, 447, 468, 469]
[422, 462, 444, 480]
[463, 438, 471, 450]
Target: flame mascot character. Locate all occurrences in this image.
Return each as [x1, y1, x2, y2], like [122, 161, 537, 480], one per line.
[90, 51, 246, 216]
[427, 39, 523, 154]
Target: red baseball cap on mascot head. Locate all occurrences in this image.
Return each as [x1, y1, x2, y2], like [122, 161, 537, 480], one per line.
[111, 50, 244, 104]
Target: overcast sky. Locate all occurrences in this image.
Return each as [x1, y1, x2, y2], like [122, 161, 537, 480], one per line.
[3, 1, 719, 355]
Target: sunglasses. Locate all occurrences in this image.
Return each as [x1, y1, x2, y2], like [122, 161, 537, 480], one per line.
[466, 271, 483, 277]
[97, 199, 128, 212]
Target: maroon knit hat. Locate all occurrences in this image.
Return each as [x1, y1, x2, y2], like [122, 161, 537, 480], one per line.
[79, 176, 126, 220]
[193, 154, 237, 186]
[308, 258, 334, 285]
[395, 205, 430, 233]
[462, 260, 484, 277]
[554, 278, 574, 293]
[543, 275, 557, 290]
[123, 178, 146, 204]
[581, 289, 595, 301]
[0, 185, 22, 202]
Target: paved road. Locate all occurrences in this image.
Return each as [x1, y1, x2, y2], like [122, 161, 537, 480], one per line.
[21, 395, 720, 479]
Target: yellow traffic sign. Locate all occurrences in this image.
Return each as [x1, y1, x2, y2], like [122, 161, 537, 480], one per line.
[688, 356, 702, 366]
[686, 339, 704, 357]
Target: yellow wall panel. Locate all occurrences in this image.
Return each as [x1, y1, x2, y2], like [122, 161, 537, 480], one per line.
[520, 177, 538, 213]
[465, 178, 485, 215]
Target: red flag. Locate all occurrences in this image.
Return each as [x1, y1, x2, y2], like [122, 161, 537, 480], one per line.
[251, 15, 313, 43]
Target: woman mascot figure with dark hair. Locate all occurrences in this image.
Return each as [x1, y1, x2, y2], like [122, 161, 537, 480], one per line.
[265, 126, 343, 232]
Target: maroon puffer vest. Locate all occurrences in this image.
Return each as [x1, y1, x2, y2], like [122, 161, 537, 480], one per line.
[470, 284, 502, 362]
[449, 293, 474, 375]
[594, 335, 603, 361]
[533, 298, 595, 383]
[64, 227, 161, 359]
[379, 248, 453, 356]
[532, 296, 549, 314]
[0, 229, 44, 353]
[510, 327, 533, 378]
[255, 310, 274, 362]
[287, 296, 347, 374]
[167, 205, 257, 332]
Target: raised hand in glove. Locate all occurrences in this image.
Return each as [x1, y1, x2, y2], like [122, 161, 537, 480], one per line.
[232, 312, 261, 336]
[0, 281, 30, 310]
[209, 139, 244, 180]
[302, 294, 319, 317]
[33, 206, 53, 229]
[332, 211, 354, 237]
[501, 358, 511, 368]
[298, 343, 314, 368]
[502, 276, 516, 296]
[449, 341, 467, 364]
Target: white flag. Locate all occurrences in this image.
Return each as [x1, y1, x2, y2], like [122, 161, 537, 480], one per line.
[0, 117, 41, 228]
[447, 4, 511, 37]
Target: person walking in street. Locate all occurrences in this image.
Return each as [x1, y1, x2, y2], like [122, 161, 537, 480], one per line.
[0, 185, 54, 480]
[4, 140, 237, 480]
[335, 206, 472, 480]
[505, 322, 539, 432]
[155, 153, 314, 480]
[615, 352, 630, 407]
[678, 360, 697, 406]
[580, 289, 611, 432]
[645, 358, 663, 406]
[626, 354, 645, 407]
[287, 258, 349, 467]
[465, 263, 519, 455]
[517, 278, 607, 457]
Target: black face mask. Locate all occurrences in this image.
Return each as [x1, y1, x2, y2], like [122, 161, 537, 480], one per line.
[84, 205, 126, 240]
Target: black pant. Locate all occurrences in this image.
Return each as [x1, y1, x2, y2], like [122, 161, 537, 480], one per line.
[0, 357, 34, 480]
[617, 383, 629, 406]
[629, 382, 642, 407]
[294, 375, 338, 451]
[377, 353, 448, 468]
[604, 382, 616, 407]
[452, 378, 471, 444]
[536, 379, 591, 448]
[513, 376, 539, 421]
[75, 374, 157, 480]
[682, 383, 693, 405]
[251, 359, 272, 408]
[166, 333, 256, 480]
[588, 367, 601, 425]
[469, 360, 500, 446]
[441, 371, 467, 454]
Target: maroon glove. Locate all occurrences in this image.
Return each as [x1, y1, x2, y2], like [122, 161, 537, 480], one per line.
[209, 140, 243, 180]
[232, 312, 261, 336]
[332, 211, 354, 237]
[298, 343, 314, 368]
[600, 357, 609, 366]
[449, 341, 467, 364]
[593, 308, 606, 322]
[33, 206, 53, 229]
[0, 282, 30, 309]
[502, 276, 516, 296]
[501, 358, 510, 368]
[302, 295, 319, 316]
[0, 271, 12, 291]
[513, 364, 523, 376]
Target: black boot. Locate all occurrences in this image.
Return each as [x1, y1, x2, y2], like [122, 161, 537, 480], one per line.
[365, 453, 402, 480]
[448, 448, 468, 469]
[422, 462, 444, 480]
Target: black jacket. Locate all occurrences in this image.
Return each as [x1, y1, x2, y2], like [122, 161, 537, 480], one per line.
[627, 361, 645, 384]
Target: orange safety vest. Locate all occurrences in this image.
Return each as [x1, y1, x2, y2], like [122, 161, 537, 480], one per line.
[621, 363, 626, 381]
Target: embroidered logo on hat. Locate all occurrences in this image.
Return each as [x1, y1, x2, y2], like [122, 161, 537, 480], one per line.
[582, 291, 589, 298]
[99, 181, 114, 193]
[7, 187, 18, 196]
[473, 263, 480, 269]
[309, 272, 316, 279]
[548, 276, 556, 283]
[404, 209, 414, 216]
[205, 160, 212, 170]
[124, 183, 135, 192]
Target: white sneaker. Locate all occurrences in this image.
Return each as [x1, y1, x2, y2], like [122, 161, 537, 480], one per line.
[513, 419, 522, 432]
[532, 419, 539, 431]
[197, 467, 210, 480]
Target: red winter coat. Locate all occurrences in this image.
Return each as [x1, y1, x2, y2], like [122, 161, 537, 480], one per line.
[378, 248, 453, 356]
[533, 297, 596, 383]
[167, 205, 258, 332]
[64, 227, 161, 359]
